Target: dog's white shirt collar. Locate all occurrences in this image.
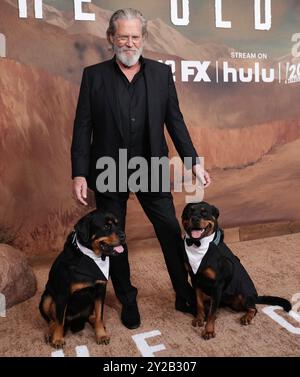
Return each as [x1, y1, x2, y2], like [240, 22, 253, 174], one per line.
[184, 232, 215, 274]
[75, 236, 109, 280]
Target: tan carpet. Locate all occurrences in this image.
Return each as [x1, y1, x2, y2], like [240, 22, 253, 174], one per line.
[1, 233, 300, 357]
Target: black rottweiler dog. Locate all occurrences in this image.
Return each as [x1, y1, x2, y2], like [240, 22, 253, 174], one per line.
[182, 201, 291, 340]
[39, 210, 125, 348]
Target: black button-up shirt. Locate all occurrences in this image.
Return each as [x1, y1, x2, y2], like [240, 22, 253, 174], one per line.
[114, 57, 150, 161]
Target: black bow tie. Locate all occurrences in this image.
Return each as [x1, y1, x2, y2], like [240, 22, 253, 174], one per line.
[185, 238, 201, 247]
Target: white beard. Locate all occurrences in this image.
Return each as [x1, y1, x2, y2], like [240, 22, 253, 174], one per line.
[114, 45, 143, 67]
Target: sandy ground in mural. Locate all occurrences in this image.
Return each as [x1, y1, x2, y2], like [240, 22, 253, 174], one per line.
[0, 233, 299, 357]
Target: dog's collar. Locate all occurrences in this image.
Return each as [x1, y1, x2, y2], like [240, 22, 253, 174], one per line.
[71, 232, 109, 280]
[213, 228, 223, 246]
[72, 231, 80, 248]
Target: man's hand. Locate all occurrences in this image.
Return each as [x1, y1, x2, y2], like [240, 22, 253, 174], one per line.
[73, 176, 88, 206]
[192, 164, 211, 188]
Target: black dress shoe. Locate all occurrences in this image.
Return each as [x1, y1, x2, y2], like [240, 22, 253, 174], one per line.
[175, 296, 196, 316]
[121, 302, 141, 329]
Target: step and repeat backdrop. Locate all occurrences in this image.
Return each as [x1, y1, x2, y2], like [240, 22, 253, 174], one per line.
[0, 0, 300, 254]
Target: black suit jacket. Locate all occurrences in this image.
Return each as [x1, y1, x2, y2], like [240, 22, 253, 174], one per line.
[71, 57, 198, 191]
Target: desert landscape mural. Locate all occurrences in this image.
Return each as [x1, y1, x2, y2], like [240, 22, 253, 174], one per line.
[0, 0, 300, 255]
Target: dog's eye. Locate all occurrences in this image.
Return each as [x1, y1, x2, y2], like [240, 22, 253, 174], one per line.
[103, 224, 111, 231]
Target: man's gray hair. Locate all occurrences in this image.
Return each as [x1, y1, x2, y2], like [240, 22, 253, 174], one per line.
[106, 8, 148, 44]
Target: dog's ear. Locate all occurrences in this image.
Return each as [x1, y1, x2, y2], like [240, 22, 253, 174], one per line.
[74, 212, 93, 245]
[210, 204, 220, 219]
[182, 203, 195, 220]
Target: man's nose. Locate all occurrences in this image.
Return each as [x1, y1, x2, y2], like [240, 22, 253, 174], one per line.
[126, 37, 134, 47]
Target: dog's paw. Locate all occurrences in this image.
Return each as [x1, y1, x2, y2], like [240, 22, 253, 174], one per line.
[51, 338, 66, 349]
[192, 318, 205, 327]
[240, 314, 253, 325]
[240, 308, 257, 325]
[201, 329, 216, 340]
[96, 335, 110, 345]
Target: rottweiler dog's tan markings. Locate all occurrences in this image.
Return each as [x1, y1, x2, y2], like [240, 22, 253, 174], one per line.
[43, 299, 67, 348]
[240, 307, 257, 325]
[225, 294, 257, 325]
[51, 307, 67, 349]
[94, 298, 110, 345]
[106, 234, 120, 244]
[91, 234, 120, 254]
[45, 320, 56, 343]
[202, 267, 216, 280]
[192, 288, 206, 327]
[41, 295, 53, 318]
[199, 219, 215, 235]
[41, 296, 56, 343]
[41, 295, 62, 344]
[202, 312, 216, 340]
[186, 217, 215, 238]
[70, 282, 94, 294]
[87, 280, 107, 331]
[199, 269, 217, 340]
[226, 294, 245, 311]
[95, 279, 106, 285]
[93, 236, 110, 242]
[182, 220, 189, 229]
[193, 287, 217, 339]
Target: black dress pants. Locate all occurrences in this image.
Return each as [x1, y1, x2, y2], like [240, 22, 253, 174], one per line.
[95, 191, 194, 306]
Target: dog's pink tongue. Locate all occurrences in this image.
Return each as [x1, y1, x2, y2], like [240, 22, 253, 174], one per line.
[191, 230, 203, 238]
[113, 245, 124, 253]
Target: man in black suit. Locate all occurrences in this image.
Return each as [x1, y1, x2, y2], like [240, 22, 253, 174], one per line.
[71, 8, 211, 329]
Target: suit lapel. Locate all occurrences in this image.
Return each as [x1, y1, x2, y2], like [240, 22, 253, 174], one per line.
[102, 59, 124, 140]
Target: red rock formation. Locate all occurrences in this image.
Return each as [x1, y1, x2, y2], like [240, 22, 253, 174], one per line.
[0, 244, 36, 308]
